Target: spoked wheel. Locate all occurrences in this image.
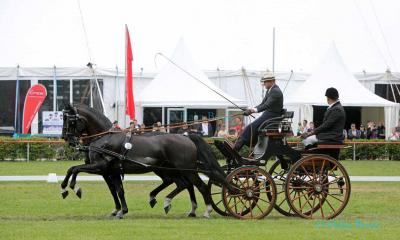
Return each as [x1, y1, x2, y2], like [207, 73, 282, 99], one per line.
[285, 155, 351, 219]
[268, 158, 298, 217]
[208, 179, 229, 216]
[222, 166, 277, 219]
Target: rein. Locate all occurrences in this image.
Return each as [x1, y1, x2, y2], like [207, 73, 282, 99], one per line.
[80, 112, 245, 140]
[79, 144, 211, 174]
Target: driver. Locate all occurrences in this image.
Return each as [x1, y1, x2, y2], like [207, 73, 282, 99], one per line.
[233, 72, 283, 151]
[302, 87, 346, 146]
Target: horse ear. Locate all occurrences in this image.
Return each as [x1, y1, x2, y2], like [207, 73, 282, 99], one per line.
[62, 101, 76, 113]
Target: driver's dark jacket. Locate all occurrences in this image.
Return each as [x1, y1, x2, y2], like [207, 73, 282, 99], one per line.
[314, 101, 346, 143]
[255, 85, 283, 114]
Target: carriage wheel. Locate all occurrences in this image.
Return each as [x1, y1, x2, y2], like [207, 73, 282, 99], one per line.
[208, 179, 229, 216]
[222, 166, 277, 219]
[285, 155, 351, 219]
[268, 158, 298, 217]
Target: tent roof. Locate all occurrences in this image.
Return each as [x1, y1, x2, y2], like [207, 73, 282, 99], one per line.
[285, 43, 398, 107]
[137, 39, 246, 108]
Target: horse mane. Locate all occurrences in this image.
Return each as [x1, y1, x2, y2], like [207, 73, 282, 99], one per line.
[75, 104, 113, 129]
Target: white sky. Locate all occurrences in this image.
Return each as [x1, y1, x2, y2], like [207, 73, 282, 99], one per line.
[0, 0, 399, 72]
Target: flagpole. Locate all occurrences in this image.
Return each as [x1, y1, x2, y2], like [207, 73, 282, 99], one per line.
[124, 24, 127, 128]
[115, 65, 119, 122]
[53, 65, 57, 111]
[14, 65, 20, 134]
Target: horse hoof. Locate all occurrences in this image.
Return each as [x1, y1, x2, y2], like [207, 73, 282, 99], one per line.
[187, 213, 196, 218]
[149, 198, 157, 208]
[61, 190, 69, 199]
[164, 204, 172, 215]
[203, 214, 211, 219]
[75, 187, 82, 198]
[110, 209, 119, 217]
[115, 210, 124, 219]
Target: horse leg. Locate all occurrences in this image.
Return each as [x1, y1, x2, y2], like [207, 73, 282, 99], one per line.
[112, 174, 128, 219]
[103, 174, 121, 217]
[163, 184, 186, 215]
[68, 162, 106, 198]
[60, 165, 77, 199]
[149, 180, 173, 208]
[186, 173, 213, 218]
[186, 184, 198, 217]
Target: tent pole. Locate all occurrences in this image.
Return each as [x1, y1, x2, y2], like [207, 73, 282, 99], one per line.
[14, 65, 20, 134]
[272, 27, 275, 74]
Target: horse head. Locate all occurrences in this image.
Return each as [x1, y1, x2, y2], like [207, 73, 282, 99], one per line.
[62, 103, 88, 146]
[62, 103, 112, 145]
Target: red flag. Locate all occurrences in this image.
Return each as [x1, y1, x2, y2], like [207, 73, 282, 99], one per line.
[22, 84, 47, 134]
[125, 25, 135, 120]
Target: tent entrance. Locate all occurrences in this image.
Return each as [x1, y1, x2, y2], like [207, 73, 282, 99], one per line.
[167, 108, 186, 133]
[312, 106, 361, 130]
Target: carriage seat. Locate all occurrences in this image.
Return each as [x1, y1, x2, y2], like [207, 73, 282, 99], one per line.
[303, 142, 349, 160]
[257, 110, 294, 137]
[305, 142, 348, 151]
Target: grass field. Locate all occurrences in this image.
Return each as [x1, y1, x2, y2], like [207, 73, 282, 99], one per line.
[0, 181, 399, 240]
[0, 160, 399, 176]
[0, 160, 400, 240]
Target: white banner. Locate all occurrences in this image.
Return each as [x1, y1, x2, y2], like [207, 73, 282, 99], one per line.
[42, 111, 63, 134]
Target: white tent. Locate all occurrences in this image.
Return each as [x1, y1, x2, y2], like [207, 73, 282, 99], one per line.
[137, 39, 246, 108]
[285, 43, 400, 138]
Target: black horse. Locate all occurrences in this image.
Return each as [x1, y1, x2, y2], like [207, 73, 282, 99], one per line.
[61, 104, 230, 218]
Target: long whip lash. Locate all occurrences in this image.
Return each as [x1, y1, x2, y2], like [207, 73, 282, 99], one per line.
[156, 53, 246, 111]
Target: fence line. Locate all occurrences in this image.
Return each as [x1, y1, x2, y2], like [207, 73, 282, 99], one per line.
[1, 139, 400, 162]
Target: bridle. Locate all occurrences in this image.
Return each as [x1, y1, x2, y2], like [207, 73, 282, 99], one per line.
[62, 109, 87, 146]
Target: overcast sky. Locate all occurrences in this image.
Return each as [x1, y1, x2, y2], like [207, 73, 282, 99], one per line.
[0, 0, 399, 72]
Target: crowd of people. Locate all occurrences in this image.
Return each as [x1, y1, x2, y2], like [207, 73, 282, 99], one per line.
[110, 115, 245, 138]
[297, 120, 400, 141]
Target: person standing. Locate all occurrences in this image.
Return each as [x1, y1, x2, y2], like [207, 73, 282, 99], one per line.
[233, 72, 283, 151]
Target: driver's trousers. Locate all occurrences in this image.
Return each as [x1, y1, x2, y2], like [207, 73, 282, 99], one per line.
[239, 110, 282, 147]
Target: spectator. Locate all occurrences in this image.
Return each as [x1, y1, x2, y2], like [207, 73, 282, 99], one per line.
[389, 130, 400, 141]
[359, 124, 367, 139]
[231, 117, 243, 137]
[190, 115, 202, 135]
[139, 124, 146, 134]
[200, 116, 214, 137]
[214, 119, 224, 137]
[307, 122, 314, 133]
[296, 122, 302, 136]
[177, 123, 190, 135]
[377, 122, 385, 139]
[342, 129, 348, 140]
[156, 121, 166, 132]
[301, 119, 309, 134]
[152, 123, 160, 132]
[367, 121, 378, 139]
[111, 120, 121, 130]
[395, 120, 400, 134]
[347, 123, 361, 140]
[217, 124, 228, 137]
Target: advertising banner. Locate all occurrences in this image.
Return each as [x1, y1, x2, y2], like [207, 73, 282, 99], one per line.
[22, 84, 47, 134]
[42, 111, 63, 135]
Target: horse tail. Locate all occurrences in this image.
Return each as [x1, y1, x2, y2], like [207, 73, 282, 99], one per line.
[187, 134, 227, 184]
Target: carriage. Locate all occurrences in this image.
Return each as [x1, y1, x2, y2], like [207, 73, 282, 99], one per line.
[208, 110, 351, 219]
[61, 104, 350, 220]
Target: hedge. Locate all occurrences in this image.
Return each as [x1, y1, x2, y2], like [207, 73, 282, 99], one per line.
[0, 136, 399, 161]
[0, 137, 84, 161]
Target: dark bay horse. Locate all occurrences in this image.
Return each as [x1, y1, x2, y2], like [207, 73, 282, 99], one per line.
[61, 104, 230, 219]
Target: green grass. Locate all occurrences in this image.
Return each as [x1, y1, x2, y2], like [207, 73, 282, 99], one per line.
[0, 181, 399, 240]
[0, 160, 399, 176]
